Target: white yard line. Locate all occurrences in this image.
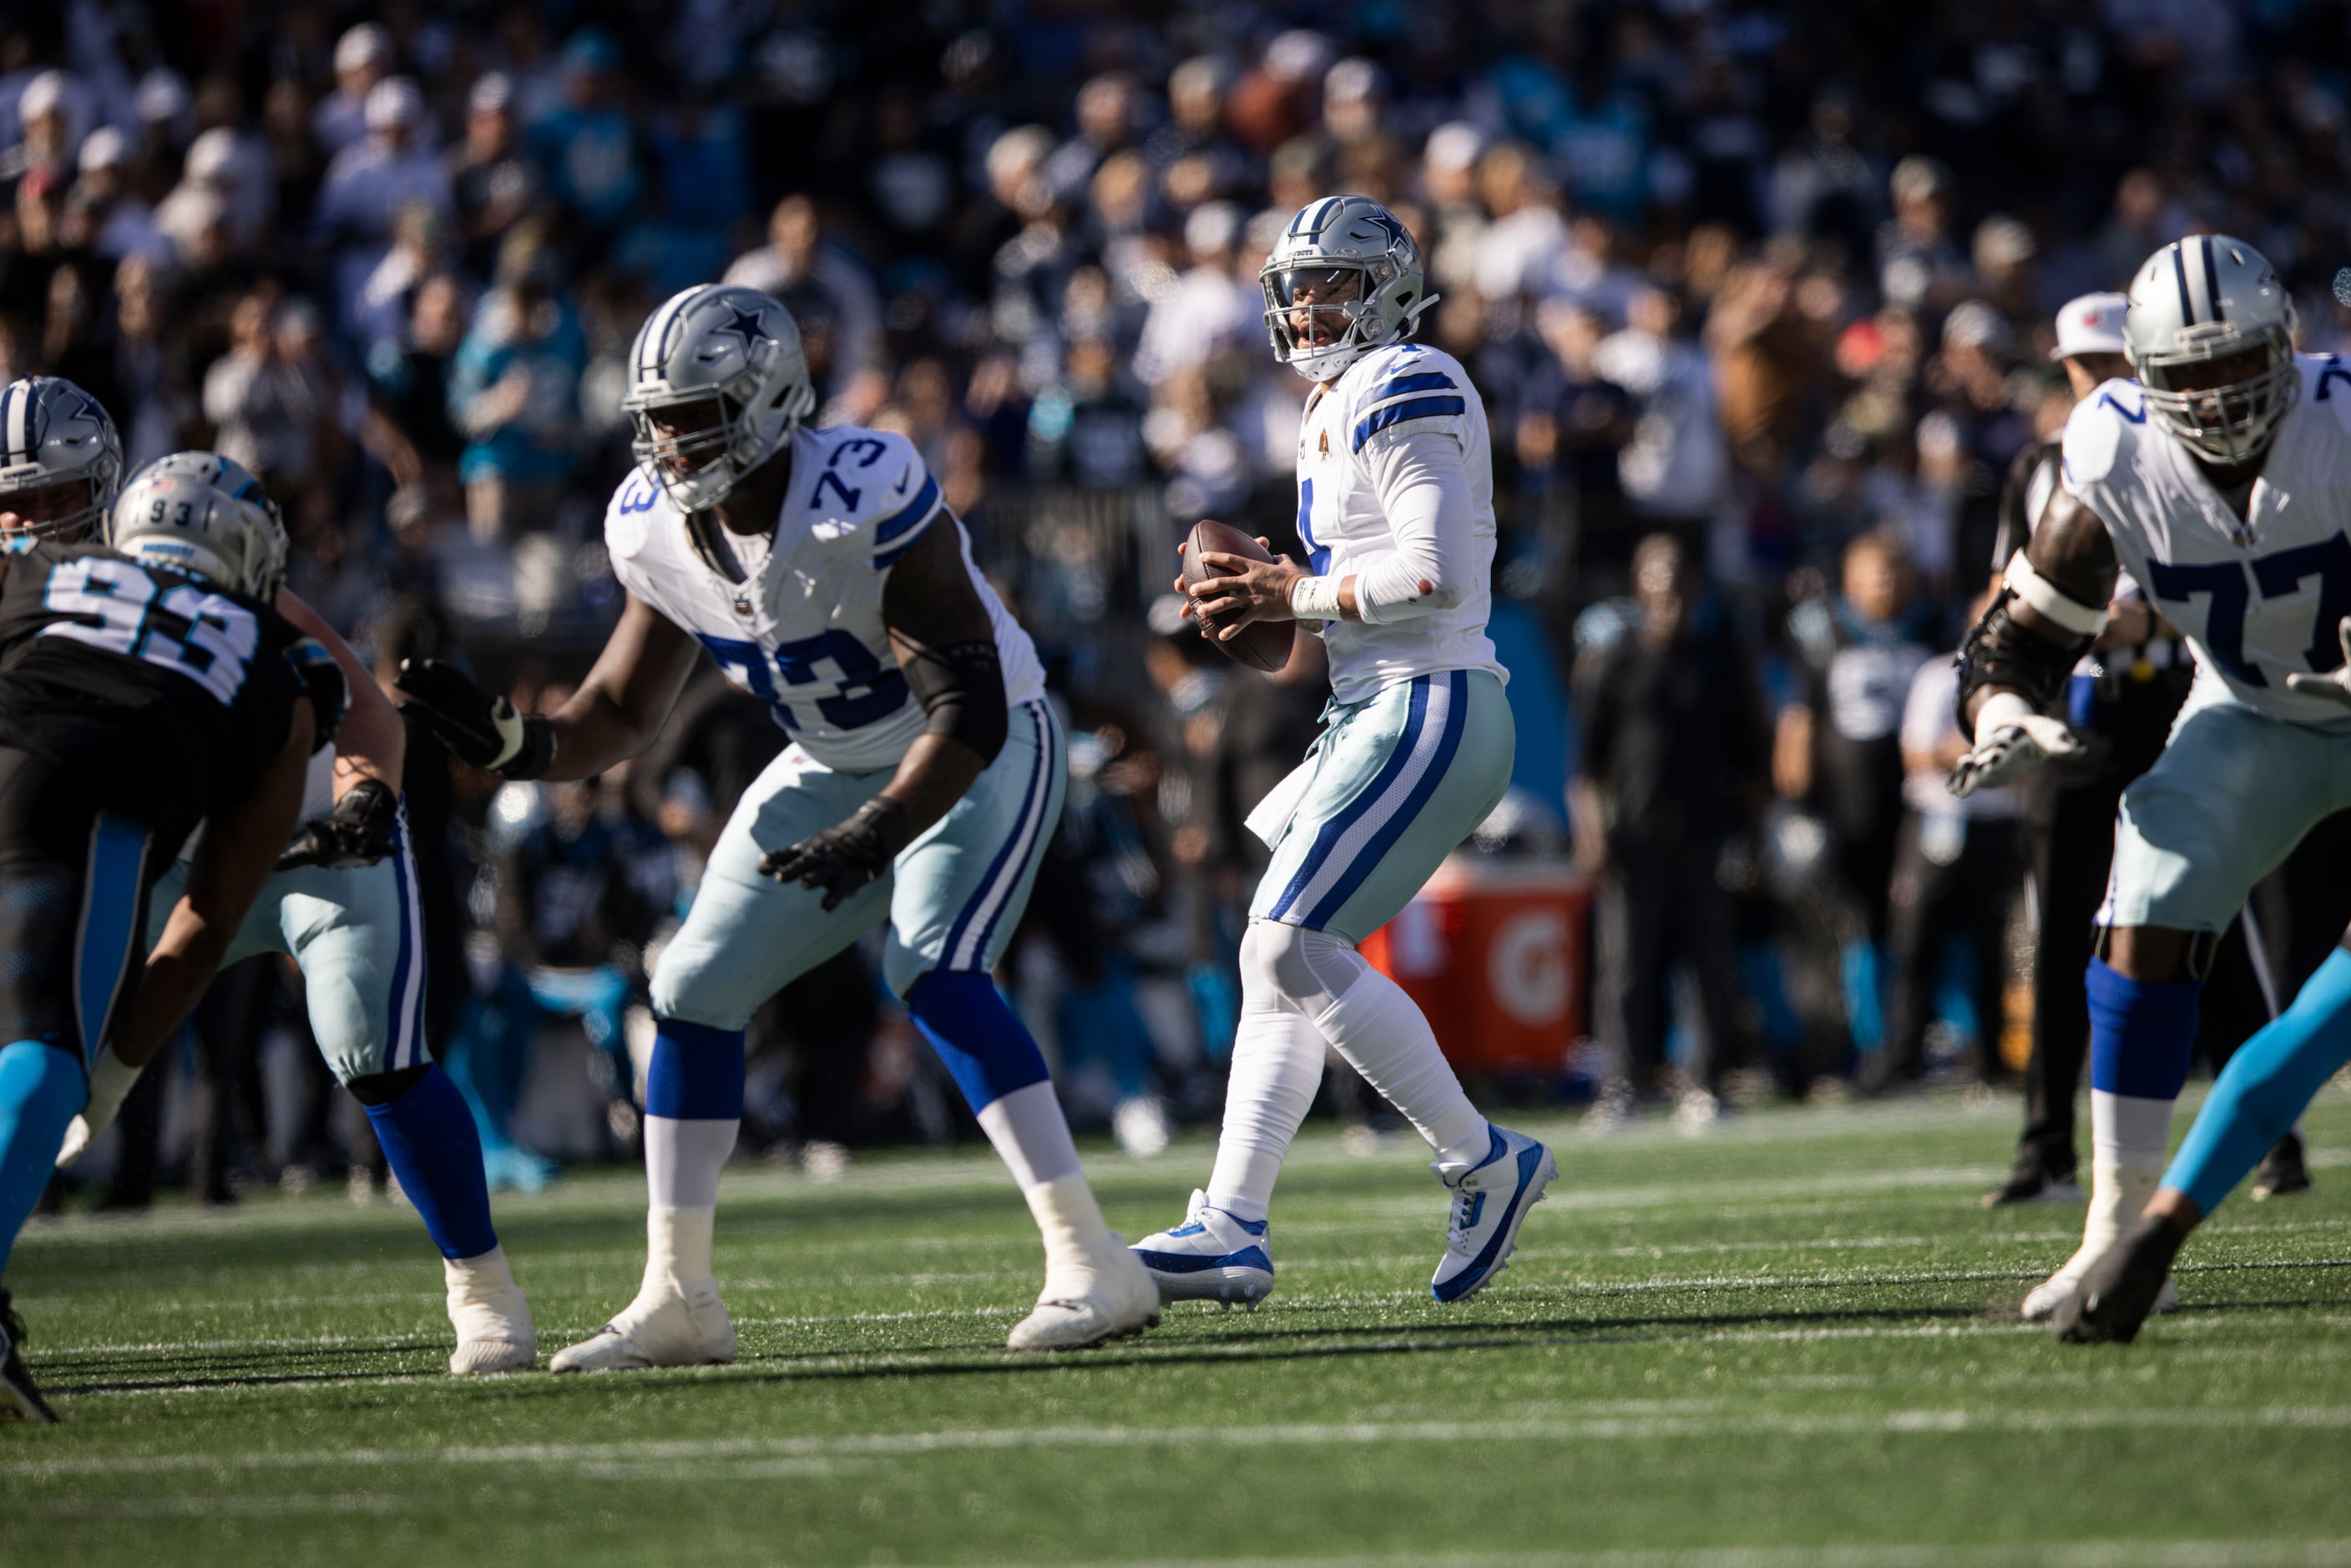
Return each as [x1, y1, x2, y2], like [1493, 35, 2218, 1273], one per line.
[1024, 1542, 2351, 1568]
[21, 1405, 2351, 1482]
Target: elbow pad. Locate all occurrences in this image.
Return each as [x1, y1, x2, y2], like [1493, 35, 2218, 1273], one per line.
[1353, 554, 1459, 623]
[902, 638, 1008, 764]
[1955, 589, 2091, 741]
[282, 637, 348, 752]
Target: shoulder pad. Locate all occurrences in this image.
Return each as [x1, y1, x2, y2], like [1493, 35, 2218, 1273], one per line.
[282, 635, 346, 752]
[2060, 378, 2141, 489]
[2301, 353, 2351, 432]
[1347, 343, 1471, 458]
[603, 467, 667, 559]
[811, 428, 941, 571]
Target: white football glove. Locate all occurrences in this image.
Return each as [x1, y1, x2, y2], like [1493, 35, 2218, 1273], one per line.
[2284, 618, 2351, 709]
[55, 1050, 144, 1168]
[1947, 691, 2083, 799]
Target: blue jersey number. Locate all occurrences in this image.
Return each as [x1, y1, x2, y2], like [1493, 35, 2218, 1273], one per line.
[695, 628, 908, 734]
[2146, 533, 2351, 687]
[41, 557, 258, 703]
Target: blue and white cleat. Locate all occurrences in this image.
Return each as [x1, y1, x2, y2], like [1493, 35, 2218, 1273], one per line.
[1130, 1190, 1276, 1307]
[1430, 1126, 1555, 1302]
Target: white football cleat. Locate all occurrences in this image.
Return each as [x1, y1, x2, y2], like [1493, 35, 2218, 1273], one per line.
[549, 1273, 736, 1373]
[2021, 1258, 2180, 1322]
[1431, 1125, 1556, 1302]
[1007, 1238, 1160, 1351]
[445, 1247, 537, 1374]
[1131, 1190, 1276, 1307]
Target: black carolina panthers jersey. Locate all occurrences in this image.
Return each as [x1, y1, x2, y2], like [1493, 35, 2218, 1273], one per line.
[0, 542, 310, 849]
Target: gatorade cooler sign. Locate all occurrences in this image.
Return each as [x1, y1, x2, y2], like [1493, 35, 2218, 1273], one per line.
[1359, 859, 1592, 1077]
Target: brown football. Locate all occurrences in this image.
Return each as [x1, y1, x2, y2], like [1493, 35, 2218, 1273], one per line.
[1181, 518, 1297, 674]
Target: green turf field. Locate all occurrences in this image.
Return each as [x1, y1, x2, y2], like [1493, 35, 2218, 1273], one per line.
[8, 1088, 2351, 1567]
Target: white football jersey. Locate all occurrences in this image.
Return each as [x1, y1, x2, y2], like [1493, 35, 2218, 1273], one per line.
[2062, 356, 2351, 726]
[1293, 341, 1504, 704]
[604, 423, 1044, 773]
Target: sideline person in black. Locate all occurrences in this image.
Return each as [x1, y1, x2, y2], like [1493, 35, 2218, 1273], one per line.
[1574, 532, 1770, 1123]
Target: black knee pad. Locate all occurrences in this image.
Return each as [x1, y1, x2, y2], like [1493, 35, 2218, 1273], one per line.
[345, 1063, 430, 1106]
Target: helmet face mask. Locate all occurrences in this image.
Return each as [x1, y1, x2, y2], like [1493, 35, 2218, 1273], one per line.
[633, 390, 744, 493]
[0, 376, 123, 551]
[0, 475, 104, 544]
[2134, 326, 2298, 465]
[623, 285, 815, 513]
[2125, 236, 2300, 467]
[1258, 196, 1432, 382]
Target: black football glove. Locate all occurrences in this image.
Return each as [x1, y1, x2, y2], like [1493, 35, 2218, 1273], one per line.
[757, 797, 909, 911]
[276, 778, 402, 871]
[394, 658, 554, 778]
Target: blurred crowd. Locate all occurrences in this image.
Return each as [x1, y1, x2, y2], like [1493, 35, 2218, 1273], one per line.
[22, 0, 2351, 1201]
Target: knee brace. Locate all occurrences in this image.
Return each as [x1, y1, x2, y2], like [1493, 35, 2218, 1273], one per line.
[1241, 920, 1366, 1017]
[346, 1064, 431, 1106]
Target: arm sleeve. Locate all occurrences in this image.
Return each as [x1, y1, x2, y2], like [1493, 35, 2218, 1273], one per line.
[1351, 426, 1475, 624]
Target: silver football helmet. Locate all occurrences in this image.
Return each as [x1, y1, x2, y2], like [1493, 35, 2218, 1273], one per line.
[2124, 235, 2299, 465]
[623, 283, 816, 512]
[0, 376, 124, 550]
[1259, 195, 1436, 382]
[109, 452, 289, 599]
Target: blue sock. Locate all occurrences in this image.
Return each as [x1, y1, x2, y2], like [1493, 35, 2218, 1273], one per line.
[905, 971, 1049, 1115]
[2167, 948, 2351, 1217]
[0, 1041, 84, 1276]
[645, 1019, 745, 1120]
[363, 1065, 499, 1261]
[2086, 957, 2201, 1100]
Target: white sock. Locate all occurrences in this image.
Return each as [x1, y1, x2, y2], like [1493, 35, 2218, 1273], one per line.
[1311, 963, 1489, 1165]
[1206, 1004, 1327, 1224]
[1024, 1170, 1117, 1279]
[646, 1204, 716, 1282]
[445, 1243, 518, 1301]
[2081, 1088, 2174, 1262]
[645, 1114, 738, 1208]
[976, 1080, 1082, 1190]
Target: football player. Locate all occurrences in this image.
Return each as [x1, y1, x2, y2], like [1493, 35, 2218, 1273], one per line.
[1129, 195, 1555, 1308]
[41, 418, 536, 1373]
[397, 283, 1159, 1366]
[1948, 236, 2351, 1321]
[0, 440, 328, 1421]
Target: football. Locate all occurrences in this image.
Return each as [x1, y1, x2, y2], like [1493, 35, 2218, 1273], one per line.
[1181, 518, 1297, 674]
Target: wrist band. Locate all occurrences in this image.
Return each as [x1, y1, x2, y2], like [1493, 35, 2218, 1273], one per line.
[1289, 575, 1345, 621]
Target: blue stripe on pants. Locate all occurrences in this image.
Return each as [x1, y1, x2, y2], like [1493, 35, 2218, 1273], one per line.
[386, 808, 423, 1070]
[76, 812, 150, 1067]
[1267, 676, 1431, 923]
[938, 701, 1051, 971]
[968, 701, 1060, 966]
[1302, 670, 1469, 928]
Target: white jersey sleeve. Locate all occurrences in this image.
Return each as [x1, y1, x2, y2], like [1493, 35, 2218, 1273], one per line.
[604, 426, 1044, 772]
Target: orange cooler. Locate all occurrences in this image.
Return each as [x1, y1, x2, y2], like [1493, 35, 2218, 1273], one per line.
[1358, 859, 1593, 1077]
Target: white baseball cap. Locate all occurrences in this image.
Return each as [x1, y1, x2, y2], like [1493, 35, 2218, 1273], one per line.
[2050, 291, 2130, 361]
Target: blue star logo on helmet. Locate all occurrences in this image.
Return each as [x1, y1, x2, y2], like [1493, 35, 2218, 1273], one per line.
[717, 304, 771, 351]
[1358, 210, 1406, 249]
